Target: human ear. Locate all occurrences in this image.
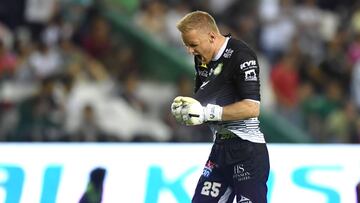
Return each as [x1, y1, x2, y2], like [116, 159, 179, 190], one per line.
[208, 32, 215, 43]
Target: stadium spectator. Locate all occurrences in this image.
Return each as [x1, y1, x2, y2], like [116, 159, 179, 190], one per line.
[81, 16, 112, 60]
[347, 33, 360, 65]
[294, 0, 325, 64]
[324, 101, 358, 143]
[0, 39, 17, 81]
[134, 0, 167, 41]
[270, 52, 301, 125]
[28, 40, 62, 79]
[259, 0, 297, 64]
[119, 70, 148, 113]
[15, 77, 65, 141]
[73, 104, 104, 142]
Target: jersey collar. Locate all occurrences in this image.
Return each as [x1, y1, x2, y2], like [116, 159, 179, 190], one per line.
[212, 37, 230, 61]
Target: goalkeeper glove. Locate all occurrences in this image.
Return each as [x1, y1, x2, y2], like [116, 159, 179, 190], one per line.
[171, 96, 185, 123]
[179, 97, 223, 125]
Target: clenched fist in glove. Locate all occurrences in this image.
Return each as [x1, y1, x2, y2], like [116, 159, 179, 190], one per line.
[171, 96, 185, 123]
[170, 96, 223, 125]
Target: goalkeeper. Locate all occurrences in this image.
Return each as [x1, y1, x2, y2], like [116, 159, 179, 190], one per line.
[171, 11, 270, 203]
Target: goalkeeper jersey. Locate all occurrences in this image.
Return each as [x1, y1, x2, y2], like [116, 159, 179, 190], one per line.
[193, 36, 265, 143]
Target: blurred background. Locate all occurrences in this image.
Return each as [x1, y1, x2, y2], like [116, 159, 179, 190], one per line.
[1, 0, 360, 144]
[0, 0, 360, 203]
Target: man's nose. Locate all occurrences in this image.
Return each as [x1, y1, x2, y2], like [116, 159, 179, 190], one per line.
[187, 46, 195, 54]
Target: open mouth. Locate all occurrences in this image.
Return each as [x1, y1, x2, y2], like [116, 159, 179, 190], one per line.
[196, 55, 205, 63]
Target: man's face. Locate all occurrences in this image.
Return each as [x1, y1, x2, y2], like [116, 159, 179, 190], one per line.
[181, 29, 214, 64]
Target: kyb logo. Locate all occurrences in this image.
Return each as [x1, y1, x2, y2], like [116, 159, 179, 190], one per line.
[240, 60, 257, 70]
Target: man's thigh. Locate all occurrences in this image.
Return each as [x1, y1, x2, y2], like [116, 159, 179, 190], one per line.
[225, 141, 270, 203]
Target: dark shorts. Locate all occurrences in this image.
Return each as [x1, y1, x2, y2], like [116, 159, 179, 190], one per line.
[192, 136, 270, 203]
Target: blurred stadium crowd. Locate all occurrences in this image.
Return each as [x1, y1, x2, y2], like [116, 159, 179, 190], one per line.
[0, 0, 359, 143]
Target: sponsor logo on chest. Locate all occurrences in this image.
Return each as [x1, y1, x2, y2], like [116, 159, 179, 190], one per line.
[198, 70, 209, 77]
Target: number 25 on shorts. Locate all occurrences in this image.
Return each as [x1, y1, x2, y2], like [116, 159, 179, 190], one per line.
[201, 181, 221, 197]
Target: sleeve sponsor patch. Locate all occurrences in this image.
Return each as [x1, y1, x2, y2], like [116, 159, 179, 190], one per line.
[240, 60, 257, 70]
[244, 69, 257, 81]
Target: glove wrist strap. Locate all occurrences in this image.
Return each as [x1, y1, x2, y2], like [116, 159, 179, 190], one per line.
[204, 104, 223, 121]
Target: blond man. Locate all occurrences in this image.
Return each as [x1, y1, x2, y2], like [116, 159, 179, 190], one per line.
[171, 11, 270, 203]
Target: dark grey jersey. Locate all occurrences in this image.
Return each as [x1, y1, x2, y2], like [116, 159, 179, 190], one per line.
[193, 37, 265, 143]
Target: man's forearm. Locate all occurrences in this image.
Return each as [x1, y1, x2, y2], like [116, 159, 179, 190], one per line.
[222, 100, 260, 121]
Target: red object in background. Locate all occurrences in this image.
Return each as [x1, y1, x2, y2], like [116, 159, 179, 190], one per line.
[270, 60, 299, 107]
[347, 39, 360, 65]
[81, 17, 111, 59]
[0, 52, 16, 75]
[82, 35, 110, 59]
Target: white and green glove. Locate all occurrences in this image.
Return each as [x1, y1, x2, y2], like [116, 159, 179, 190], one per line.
[170, 96, 223, 125]
[171, 96, 185, 123]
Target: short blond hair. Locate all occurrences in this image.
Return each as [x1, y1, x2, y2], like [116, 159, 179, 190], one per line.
[176, 11, 219, 34]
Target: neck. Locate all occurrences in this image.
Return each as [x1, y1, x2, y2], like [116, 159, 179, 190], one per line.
[213, 35, 226, 58]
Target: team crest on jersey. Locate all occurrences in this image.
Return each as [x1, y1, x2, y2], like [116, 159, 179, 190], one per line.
[244, 69, 257, 81]
[223, 48, 233, 58]
[203, 160, 216, 177]
[200, 63, 208, 68]
[214, 63, 223, 75]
